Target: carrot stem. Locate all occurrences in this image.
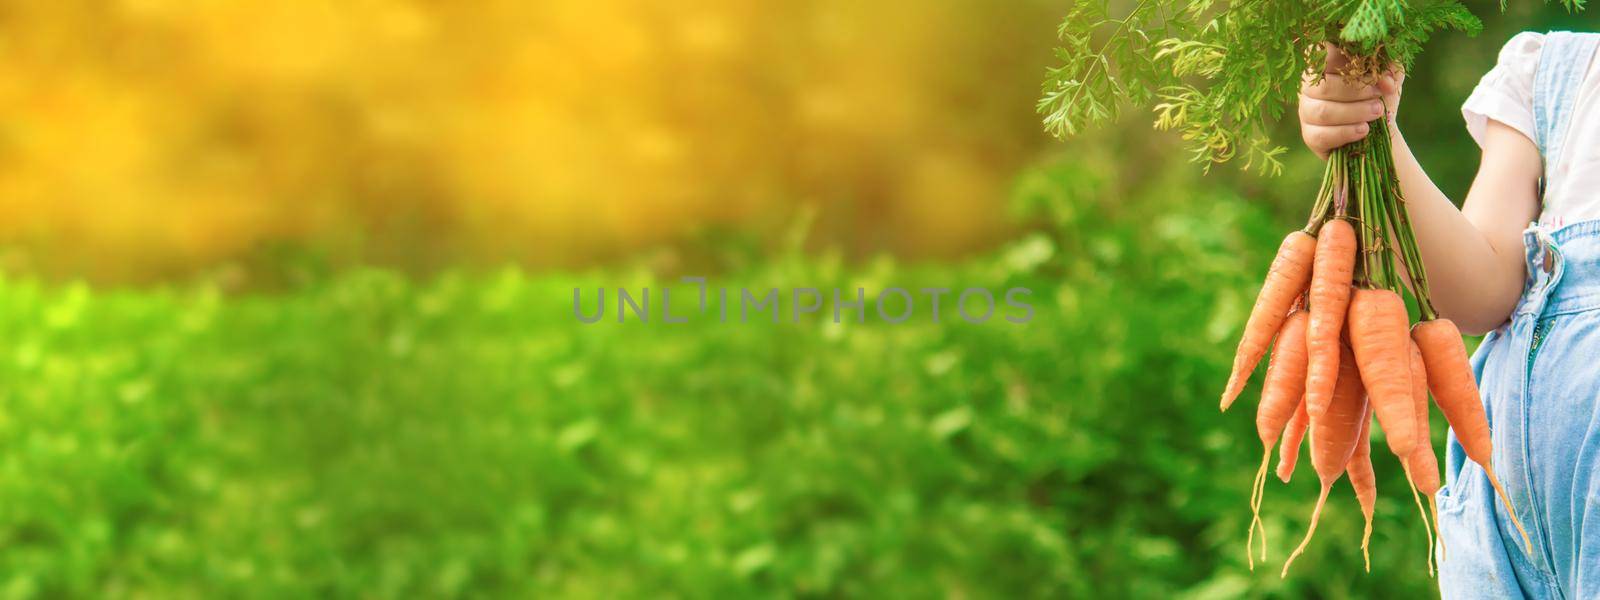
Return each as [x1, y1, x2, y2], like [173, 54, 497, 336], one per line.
[1376, 118, 1438, 319]
[1305, 157, 1339, 234]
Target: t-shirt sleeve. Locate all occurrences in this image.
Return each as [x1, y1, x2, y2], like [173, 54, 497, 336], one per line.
[1462, 31, 1543, 148]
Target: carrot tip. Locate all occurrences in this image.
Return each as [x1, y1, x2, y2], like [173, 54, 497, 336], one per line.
[1221, 382, 1241, 412]
[1247, 448, 1271, 567]
[1432, 496, 1446, 564]
[1281, 487, 1330, 579]
[1406, 468, 1435, 577]
[1360, 517, 1371, 572]
[1484, 465, 1534, 558]
[1247, 458, 1263, 570]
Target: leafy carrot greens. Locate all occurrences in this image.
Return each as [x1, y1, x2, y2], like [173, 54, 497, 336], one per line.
[1035, 0, 1569, 175]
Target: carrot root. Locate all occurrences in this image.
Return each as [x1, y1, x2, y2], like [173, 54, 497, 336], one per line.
[1281, 485, 1330, 579]
[1484, 464, 1533, 557]
[1247, 447, 1271, 569]
[1432, 495, 1446, 563]
[1406, 467, 1435, 577]
[1360, 512, 1372, 572]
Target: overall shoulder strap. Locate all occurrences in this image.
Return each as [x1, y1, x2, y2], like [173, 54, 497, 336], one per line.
[1533, 31, 1600, 185]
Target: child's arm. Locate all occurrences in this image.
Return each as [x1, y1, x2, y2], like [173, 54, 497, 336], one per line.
[1386, 121, 1540, 334]
[1299, 50, 1540, 335]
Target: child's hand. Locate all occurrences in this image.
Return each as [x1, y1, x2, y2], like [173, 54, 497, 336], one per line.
[1298, 44, 1404, 159]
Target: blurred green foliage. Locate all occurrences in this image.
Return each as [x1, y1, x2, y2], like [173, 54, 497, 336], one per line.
[0, 153, 1451, 597]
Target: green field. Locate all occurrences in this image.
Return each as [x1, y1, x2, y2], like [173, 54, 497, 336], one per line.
[0, 162, 1445, 597]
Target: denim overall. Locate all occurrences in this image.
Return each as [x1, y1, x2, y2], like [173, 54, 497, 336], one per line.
[1436, 32, 1600, 599]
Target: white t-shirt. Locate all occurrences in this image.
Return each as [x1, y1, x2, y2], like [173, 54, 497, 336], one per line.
[1463, 31, 1600, 227]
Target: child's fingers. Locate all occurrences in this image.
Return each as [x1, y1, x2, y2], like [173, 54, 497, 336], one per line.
[1299, 95, 1385, 127]
[1378, 69, 1405, 96]
[1302, 122, 1370, 155]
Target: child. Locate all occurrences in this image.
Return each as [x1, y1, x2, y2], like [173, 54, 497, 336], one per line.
[1301, 32, 1600, 598]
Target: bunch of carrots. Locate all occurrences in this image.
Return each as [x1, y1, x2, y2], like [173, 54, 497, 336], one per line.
[1220, 73, 1528, 578]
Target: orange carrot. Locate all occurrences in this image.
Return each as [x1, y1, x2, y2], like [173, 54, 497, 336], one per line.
[1247, 309, 1311, 568]
[1404, 340, 1438, 495]
[1257, 310, 1311, 445]
[1347, 288, 1416, 458]
[1222, 231, 1316, 411]
[1407, 340, 1442, 499]
[1408, 439, 1442, 500]
[1404, 340, 1438, 573]
[1413, 318, 1531, 556]
[1276, 398, 1309, 483]
[1305, 219, 1356, 418]
[1409, 433, 1444, 566]
[1346, 405, 1376, 572]
[1282, 343, 1368, 578]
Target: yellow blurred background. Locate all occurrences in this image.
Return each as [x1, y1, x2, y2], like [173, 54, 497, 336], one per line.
[0, 0, 1062, 283]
